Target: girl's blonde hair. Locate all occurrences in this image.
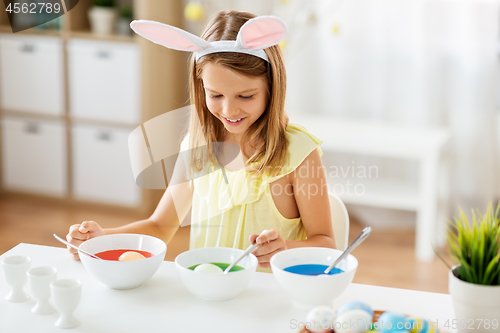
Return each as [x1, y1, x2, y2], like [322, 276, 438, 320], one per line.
[188, 10, 288, 177]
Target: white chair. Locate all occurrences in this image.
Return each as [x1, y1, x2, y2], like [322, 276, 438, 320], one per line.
[329, 193, 350, 251]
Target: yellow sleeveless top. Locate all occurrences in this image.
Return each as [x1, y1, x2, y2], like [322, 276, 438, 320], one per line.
[183, 124, 323, 272]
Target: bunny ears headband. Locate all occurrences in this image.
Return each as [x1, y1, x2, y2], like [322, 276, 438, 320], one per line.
[130, 15, 287, 62]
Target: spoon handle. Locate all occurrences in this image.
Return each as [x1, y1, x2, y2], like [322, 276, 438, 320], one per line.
[53, 234, 103, 260]
[223, 229, 268, 274]
[324, 226, 372, 274]
[223, 242, 258, 274]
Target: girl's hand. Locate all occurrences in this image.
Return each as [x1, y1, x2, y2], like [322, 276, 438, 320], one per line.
[249, 229, 287, 268]
[66, 221, 104, 260]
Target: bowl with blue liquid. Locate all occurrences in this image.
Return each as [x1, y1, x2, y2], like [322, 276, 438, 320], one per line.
[270, 247, 358, 310]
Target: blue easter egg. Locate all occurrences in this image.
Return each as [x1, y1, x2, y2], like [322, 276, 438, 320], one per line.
[337, 300, 374, 318]
[376, 312, 415, 333]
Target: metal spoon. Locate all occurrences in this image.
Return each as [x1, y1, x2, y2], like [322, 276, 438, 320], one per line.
[223, 242, 259, 274]
[323, 226, 372, 274]
[223, 229, 268, 274]
[53, 233, 103, 260]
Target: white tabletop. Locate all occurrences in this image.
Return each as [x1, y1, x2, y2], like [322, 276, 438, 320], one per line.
[0, 244, 455, 333]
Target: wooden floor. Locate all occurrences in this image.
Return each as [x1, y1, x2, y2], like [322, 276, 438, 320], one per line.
[0, 194, 451, 294]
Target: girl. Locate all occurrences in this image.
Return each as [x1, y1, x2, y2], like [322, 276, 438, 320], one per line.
[66, 10, 335, 271]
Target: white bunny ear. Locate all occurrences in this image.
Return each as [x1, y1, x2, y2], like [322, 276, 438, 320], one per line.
[130, 20, 212, 52]
[236, 16, 287, 50]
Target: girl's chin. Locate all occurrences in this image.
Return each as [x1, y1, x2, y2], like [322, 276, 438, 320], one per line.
[224, 125, 246, 134]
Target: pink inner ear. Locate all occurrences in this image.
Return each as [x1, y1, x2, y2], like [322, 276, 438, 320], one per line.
[241, 19, 286, 49]
[134, 23, 200, 51]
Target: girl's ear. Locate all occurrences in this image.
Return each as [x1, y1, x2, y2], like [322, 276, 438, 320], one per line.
[130, 20, 212, 52]
[236, 16, 287, 50]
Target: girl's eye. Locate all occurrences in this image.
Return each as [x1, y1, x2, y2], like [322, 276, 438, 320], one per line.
[210, 94, 222, 98]
[240, 95, 254, 99]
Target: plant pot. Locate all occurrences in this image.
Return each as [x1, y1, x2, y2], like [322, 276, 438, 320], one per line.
[116, 18, 132, 36]
[88, 6, 116, 35]
[449, 265, 500, 333]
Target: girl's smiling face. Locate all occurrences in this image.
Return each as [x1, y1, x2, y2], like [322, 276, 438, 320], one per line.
[201, 62, 268, 143]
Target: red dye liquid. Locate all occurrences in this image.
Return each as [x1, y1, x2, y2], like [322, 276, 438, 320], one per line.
[95, 249, 153, 261]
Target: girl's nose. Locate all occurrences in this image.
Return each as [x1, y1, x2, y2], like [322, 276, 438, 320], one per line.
[222, 100, 239, 118]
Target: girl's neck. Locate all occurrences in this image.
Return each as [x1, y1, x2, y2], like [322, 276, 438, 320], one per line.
[223, 131, 261, 161]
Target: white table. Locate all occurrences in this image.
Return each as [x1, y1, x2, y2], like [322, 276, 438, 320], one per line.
[1, 244, 455, 333]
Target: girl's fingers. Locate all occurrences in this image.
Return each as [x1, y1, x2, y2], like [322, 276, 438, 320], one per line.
[254, 240, 286, 258]
[258, 262, 271, 269]
[256, 229, 278, 244]
[66, 221, 102, 261]
[255, 248, 281, 266]
[66, 225, 84, 260]
[248, 234, 259, 244]
[68, 224, 89, 241]
[67, 244, 79, 255]
[251, 229, 284, 266]
[67, 239, 82, 260]
[251, 229, 287, 267]
[78, 221, 102, 235]
[68, 237, 85, 249]
[249, 229, 270, 245]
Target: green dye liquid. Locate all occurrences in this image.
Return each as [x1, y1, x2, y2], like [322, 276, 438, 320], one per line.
[188, 262, 245, 272]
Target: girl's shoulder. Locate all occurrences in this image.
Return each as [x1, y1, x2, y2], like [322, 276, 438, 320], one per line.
[260, 123, 323, 183]
[285, 122, 323, 160]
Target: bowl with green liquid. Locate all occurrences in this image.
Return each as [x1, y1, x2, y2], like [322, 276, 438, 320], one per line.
[174, 247, 258, 301]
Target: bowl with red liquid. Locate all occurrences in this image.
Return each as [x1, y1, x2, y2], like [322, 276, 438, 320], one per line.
[79, 234, 166, 289]
[270, 247, 358, 311]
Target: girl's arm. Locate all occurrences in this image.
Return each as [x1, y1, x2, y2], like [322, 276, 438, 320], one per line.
[285, 148, 336, 249]
[105, 180, 193, 241]
[250, 149, 335, 268]
[66, 160, 194, 260]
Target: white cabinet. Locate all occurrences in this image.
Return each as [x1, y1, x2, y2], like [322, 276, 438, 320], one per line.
[67, 39, 141, 124]
[0, 35, 65, 115]
[1, 116, 67, 196]
[71, 123, 141, 206]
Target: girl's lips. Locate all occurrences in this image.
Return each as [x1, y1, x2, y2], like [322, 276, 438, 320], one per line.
[222, 116, 246, 125]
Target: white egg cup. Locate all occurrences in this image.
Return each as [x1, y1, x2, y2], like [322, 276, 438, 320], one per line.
[28, 266, 57, 315]
[51, 279, 82, 329]
[1, 255, 31, 302]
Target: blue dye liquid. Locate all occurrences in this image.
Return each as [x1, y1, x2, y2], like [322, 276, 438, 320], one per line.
[284, 264, 344, 276]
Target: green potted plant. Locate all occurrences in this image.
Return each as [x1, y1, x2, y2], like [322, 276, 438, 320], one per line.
[438, 203, 500, 333]
[116, 4, 133, 36]
[88, 0, 116, 35]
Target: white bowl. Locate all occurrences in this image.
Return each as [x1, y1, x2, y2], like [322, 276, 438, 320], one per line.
[79, 234, 166, 289]
[270, 247, 358, 310]
[175, 247, 258, 301]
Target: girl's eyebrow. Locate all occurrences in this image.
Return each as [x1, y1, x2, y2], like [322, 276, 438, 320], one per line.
[204, 87, 259, 94]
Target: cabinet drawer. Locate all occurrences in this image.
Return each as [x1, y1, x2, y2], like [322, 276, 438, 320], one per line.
[1, 117, 67, 196]
[71, 123, 141, 206]
[0, 35, 64, 115]
[68, 39, 140, 124]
